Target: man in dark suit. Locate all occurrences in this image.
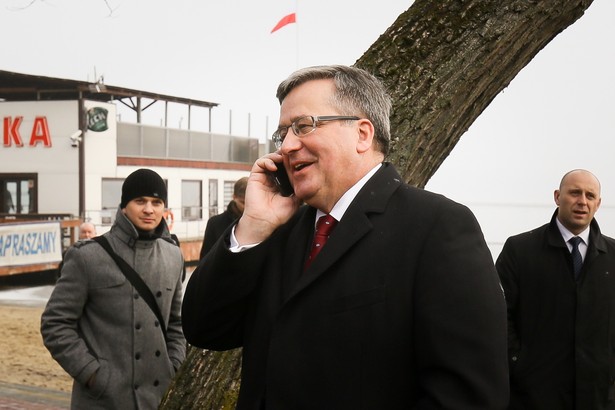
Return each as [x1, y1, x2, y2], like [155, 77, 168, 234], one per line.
[497, 169, 615, 409]
[199, 177, 248, 259]
[182, 65, 509, 409]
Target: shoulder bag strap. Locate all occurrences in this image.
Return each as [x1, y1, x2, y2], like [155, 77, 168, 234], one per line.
[93, 235, 168, 343]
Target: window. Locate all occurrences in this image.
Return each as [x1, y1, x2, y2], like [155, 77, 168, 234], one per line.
[101, 179, 123, 210]
[101, 178, 123, 225]
[208, 179, 218, 219]
[0, 174, 37, 214]
[182, 180, 202, 220]
[223, 181, 235, 209]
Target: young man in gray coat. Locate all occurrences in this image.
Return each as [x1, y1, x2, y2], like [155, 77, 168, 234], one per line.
[41, 168, 186, 410]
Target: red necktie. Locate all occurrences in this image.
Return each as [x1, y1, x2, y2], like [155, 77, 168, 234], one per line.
[305, 214, 337, 270]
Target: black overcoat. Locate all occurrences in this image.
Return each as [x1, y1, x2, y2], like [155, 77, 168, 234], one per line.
[183, 163, 509, 409]
[200, 201, 241, 259]
[497, 211, 615, 409]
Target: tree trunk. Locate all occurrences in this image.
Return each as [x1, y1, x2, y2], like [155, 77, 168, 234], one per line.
[355, 0, 594, 188]
[160, 346, 242, 409]
[161, 0, 594, 408]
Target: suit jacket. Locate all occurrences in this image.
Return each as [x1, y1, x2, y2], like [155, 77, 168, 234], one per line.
[182, 163, 509, 409]
[200, 201, 242, 259]
[496, 211, 615, 409]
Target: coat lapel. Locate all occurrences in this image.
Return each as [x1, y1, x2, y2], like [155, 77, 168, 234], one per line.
[547, 211, 609, 281]
[288, 163, 403, 298]
[582, 219, 608, 272]
[281, 207, 316, 299]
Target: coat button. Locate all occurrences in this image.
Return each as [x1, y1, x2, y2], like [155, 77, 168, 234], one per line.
[135, 353, 141, 360]
[154, 380, 160, 387]
[156, 291, 162, 297]
[154, 321, 160, 327]
[135, 323, 141, 330]
[134, 294, 139, 299]
[155, 350, 161, 357]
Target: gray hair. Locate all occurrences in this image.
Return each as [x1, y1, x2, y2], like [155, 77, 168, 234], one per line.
[276, 65, 392, 155]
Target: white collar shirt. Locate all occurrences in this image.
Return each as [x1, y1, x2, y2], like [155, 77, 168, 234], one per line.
[315, 163, 382, 226]
[556, 217, 590, 261]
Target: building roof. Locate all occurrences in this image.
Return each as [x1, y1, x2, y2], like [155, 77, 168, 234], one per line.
[0, 70, 218, 110]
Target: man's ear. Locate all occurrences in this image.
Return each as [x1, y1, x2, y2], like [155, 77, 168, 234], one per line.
[356, 119, 375, 154]
[553, 190, 560, 206]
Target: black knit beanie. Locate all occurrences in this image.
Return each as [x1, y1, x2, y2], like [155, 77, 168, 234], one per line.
[120, 168, 167, 208]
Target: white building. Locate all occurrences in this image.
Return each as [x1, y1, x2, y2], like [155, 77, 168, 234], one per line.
[0, 70, 262, 264]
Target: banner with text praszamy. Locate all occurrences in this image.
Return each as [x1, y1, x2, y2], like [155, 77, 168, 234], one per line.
[0, 222, 62, 267]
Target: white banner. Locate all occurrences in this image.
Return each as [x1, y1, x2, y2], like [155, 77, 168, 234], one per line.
[0, 222, 62, 267]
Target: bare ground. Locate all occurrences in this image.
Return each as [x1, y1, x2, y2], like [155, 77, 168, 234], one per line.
[0, 304, 73, 392]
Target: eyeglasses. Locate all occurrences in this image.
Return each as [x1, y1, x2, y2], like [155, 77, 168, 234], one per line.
[272, 115, 360, 149]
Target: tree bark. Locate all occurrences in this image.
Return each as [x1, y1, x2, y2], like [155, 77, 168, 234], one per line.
[160, 346, 242, 409]
[161, 0, 594, 408]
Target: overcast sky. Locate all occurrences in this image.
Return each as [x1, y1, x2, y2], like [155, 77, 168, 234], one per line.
[426, 0, 615, 250]
[0, 0, 410, 135]
[1, 0, 614, 253]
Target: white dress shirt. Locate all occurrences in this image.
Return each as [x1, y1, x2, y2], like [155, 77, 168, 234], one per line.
[230, 163, 382, 252]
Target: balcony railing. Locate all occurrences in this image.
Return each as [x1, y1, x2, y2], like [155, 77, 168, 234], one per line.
[117, 122, 260, 163]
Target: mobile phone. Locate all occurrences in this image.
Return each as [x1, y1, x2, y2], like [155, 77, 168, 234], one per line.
[270, 163, 294, 197]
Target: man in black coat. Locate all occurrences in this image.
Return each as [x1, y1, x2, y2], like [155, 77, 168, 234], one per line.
[497, 169, 615, 409]
[182, 65, 509, 409]
[199, 177, 247, 259]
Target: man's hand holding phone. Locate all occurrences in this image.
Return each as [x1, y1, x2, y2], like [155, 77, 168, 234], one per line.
[234, 152, 301, 246]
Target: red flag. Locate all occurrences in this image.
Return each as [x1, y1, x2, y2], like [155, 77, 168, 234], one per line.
[271, 13, 296, 33]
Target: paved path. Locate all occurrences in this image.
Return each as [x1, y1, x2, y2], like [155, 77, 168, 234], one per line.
[0, 382, 69, 409]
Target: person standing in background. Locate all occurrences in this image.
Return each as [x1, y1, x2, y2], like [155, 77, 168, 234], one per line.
[2, 185, 14, 213]
[42, 168, 186, 409]
[199, 176, 248, 259]
[57, 222, 97, 277]
[78, 221, 96, 240]
[497, 169, 615, 409]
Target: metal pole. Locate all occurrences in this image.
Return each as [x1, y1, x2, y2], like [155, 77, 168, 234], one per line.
[78, 95, 86, 219]
[208, 108, 212, 133]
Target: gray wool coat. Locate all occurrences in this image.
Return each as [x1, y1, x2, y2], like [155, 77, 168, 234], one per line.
[41, 208, 186, 410]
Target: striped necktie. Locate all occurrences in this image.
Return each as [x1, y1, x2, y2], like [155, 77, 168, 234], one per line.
[569, 236, 583, 280]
